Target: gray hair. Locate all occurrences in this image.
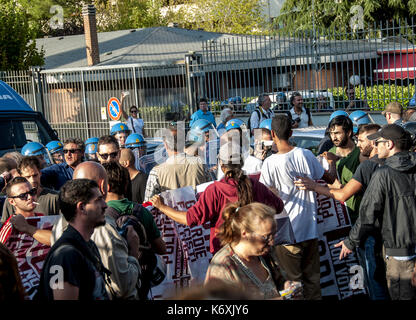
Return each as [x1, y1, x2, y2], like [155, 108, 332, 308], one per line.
[220, 108, 233, 124]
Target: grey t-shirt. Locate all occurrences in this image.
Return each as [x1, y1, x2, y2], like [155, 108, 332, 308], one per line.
[1, 187, 59, 223]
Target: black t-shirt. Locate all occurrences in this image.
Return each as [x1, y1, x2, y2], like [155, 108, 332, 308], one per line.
[39, 225, 108, 300]
[352, 155, 385, 190]
[131, 172, 148, 204]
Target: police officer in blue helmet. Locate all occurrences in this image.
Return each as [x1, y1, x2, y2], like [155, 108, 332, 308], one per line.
[124, 133, 147, 171]
[190, 118, 218, 143]
[46, 140, 64, 164]
[349, 110, 371, 134]
[110, 122, 131, 148]
[21, 141, 52, 168]
[84, 137, 99, 162]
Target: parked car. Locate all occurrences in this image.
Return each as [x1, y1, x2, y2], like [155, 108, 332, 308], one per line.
[246, 90, 335, 113]
[0, 81, 59, 156]
[290, 126, 326, 155]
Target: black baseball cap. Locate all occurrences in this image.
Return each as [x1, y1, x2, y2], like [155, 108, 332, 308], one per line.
[367, 124, 408, 142]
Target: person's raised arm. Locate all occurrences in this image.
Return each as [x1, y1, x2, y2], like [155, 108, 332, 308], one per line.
[120, 92, 129, 120]
[10, 214, 51, 246]
[150, 195, 187, 225]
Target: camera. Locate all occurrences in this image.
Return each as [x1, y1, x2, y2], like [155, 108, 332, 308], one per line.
[294, 117, 301, 123]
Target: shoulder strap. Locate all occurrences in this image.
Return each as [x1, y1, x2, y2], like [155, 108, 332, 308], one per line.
[105, 206, 121, 221]
[130, 117, 136, 133]
[305, 107, 311, 122]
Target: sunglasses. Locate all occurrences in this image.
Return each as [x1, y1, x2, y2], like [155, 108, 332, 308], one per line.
[130, 110, 138, 114]
[99, 151, 118, 160]
[10, 188, 37, 200]
[375, 139, 389, 146]
[63, 149, 81, 154]
[252, 231, 276, 243]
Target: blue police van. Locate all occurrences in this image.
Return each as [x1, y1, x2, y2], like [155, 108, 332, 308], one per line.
[0, 80, 58, 156]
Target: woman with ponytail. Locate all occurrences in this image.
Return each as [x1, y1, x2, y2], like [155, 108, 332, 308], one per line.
[150, 142, 284, 255]
[204, 202, 301, 300]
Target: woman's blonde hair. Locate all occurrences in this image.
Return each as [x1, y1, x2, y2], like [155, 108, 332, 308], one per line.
[218, 202, 276, 246]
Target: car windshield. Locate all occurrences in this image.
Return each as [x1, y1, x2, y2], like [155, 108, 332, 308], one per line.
[290, 136, 322, 155]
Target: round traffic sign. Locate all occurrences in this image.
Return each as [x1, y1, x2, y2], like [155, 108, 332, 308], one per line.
[107, 97, 121, 121]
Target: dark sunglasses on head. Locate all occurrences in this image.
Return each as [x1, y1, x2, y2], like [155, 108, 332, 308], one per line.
[99, 151, 118, 160]
[10, 188, 37, 200]
[63, 149, 81, 154]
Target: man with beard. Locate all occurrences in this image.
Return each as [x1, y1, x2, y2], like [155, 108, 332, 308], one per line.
[327, 115, 361, 224]
[295, 123, 390, 300]
[39, 179, 109, 300]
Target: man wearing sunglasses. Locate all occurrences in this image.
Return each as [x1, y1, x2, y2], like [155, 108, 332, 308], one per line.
[335, 124, 416, 300]
[97, 135, 132, 201]
[0, 177, 52, 247]
[1, 156, 59, 225]
[41, 138, 85, 191]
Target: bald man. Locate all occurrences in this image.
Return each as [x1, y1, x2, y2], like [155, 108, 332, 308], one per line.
[119, 149, 148, 204]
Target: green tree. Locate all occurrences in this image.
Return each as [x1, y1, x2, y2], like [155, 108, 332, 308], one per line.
[163, 0, 268, 34]
[0, 0, 44, 70]
[276, 0, 416, 34]
[18, 0, 84, 37]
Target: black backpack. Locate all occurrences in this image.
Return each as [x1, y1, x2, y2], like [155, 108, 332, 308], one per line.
[105, 204, 158, 300]
[247, 108, 261, 133]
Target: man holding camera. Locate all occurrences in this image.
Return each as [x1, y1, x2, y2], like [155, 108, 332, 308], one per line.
[290, 92, 313, 128]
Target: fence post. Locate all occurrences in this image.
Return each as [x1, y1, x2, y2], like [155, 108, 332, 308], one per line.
[80, 70, 90, 138]
[31, 66, 45, 115]
[185, 52, 205, 116]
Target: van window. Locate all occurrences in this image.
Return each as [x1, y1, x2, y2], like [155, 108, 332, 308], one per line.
[0, 119, 51, 151]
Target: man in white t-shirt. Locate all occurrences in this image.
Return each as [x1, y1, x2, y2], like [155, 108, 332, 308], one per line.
[260, 114, 336, 300]
[120, 92, 145, 137]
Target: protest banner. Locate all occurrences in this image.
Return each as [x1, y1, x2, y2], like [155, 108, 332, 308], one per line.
[0, 215, 59, 299]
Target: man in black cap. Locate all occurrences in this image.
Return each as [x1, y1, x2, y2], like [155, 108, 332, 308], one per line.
[335, 124, 416, 300]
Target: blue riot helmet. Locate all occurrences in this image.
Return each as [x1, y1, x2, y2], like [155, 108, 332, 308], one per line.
[125, 133, 147, 157]
[46, 140, 64, 164]
[190, 119, 214, 133]
[84, 138, 98, 161]
[329, 110, 349, 122]
[190, 118, 218, 141]
[349, 110, 371, 133]
[225, 118, 246, 131]
[229, 96, 242, 105]
[110, 122, 131, 148]
[21, 141, 52, 166]
[85, 137, 99, 146]
[259, 119, 272, 131]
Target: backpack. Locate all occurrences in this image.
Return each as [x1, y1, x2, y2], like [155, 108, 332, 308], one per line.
[105, 203, 161, 300]
[247, 108, 261, 134]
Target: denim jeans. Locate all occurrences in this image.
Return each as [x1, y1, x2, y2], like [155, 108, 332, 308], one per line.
[357, 236, 389, 300]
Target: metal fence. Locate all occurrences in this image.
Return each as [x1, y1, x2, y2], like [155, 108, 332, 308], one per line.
[2, 21, 416, 139]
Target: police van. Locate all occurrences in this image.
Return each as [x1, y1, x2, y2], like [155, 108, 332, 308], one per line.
[0, 80, 58, 156]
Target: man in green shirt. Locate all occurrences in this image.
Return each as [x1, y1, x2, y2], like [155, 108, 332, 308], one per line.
[328, 115, 361, 223]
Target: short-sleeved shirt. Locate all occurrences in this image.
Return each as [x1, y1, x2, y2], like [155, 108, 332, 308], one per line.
[329, 146, 361, 223]
[126, 116, 144, 135]
[130, 172, 148, 204]
[352, 155, 384, 190]
[260, 147, 324, 243]
[190, 109, 216, 127]
[290, 107, 311, 128]
[39, 225, 109, 300]
[106, 198, 161, 241]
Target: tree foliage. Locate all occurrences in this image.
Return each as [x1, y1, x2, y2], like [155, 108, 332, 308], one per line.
[162, 0, 269, 35]
[276, 0, 416, 35]
[0, 0, 44, 70]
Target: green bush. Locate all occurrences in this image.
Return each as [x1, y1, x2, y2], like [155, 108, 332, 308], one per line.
[328, 84, 416, 111]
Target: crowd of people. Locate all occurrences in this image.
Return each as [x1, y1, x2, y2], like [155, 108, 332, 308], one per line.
[1, 91, 416, 302]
